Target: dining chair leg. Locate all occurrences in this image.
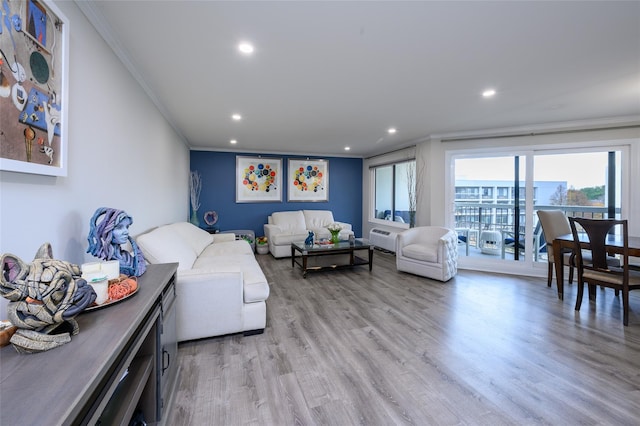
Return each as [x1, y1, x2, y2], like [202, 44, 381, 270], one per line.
[568, 266, 574, 284]
[547, 262, 553, 287]
[623, 290, 629, 326]
[575, 279, 585, 311]
[588, 284, 597, 301]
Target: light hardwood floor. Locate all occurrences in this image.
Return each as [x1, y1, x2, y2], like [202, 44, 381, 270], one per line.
[169, 250, 640, 425]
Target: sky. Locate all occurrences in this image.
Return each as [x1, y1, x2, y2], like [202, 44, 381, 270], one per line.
[455, 152, 615, 190]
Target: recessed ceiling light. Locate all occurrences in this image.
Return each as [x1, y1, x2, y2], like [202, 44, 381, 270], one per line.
[387, 128, 397, 134]
[238, 42, 254, 55]
[482, 89, 496, 98]
[230, 139, 237, 144]
[232, 114, 242, 121]
[344, 146, 350, 151]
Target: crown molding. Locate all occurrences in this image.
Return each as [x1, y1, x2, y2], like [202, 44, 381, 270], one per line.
[432, 115, 640, 141]
[74, 0, 189, 147]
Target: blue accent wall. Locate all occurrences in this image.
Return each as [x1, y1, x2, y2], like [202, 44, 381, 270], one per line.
[190, 151, 363, 238]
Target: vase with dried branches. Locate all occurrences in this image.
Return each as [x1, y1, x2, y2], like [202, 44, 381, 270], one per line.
[406, 162, 416, 227]
[189, 170, 202, 227]
[406, 159, 424, 228]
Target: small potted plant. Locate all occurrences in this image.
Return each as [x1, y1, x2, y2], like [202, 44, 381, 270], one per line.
[327, 223, 342, 244]
[256, 236, 269, 254]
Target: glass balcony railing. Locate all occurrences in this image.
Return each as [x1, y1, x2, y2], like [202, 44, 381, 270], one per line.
[453, 203, 621, 260]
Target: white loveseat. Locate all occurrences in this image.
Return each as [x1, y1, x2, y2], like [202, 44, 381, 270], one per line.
[396, 226, 458, 282]
[264, 210, 354, 258]
[135, 222, 270, 342]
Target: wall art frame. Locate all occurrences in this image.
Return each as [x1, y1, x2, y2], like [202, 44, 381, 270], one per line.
[235, 156, 282, 203]
[287, 158, 329, 202]
[0, 0, 69, 176]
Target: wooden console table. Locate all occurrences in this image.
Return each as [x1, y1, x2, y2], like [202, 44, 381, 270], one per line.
[0, 263, 179, 425]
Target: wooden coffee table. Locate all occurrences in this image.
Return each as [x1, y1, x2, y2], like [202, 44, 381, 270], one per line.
[291, 239, 374, 278]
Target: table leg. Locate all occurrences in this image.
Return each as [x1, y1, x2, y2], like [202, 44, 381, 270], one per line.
[552, 239, 564, 300]
[302, 254, 308, 279]
[291, 246, 295, 267]
[369, 247, 373, 271]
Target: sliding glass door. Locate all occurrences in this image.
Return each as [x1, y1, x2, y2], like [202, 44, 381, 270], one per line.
[532, 150, 622, 265]
[454, 155, 526, 262]
[451, 146, 625, 270]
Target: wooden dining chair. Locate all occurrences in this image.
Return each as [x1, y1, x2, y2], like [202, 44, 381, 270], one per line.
[536, 210, 575, 288]
[569, 217, 640, 326]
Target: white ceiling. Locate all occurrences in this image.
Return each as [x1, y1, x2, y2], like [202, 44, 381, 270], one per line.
[79, 1, 640, 157]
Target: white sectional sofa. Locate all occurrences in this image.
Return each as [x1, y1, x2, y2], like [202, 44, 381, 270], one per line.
[135, 222, 270, 342]
[264, 210, 354, 258]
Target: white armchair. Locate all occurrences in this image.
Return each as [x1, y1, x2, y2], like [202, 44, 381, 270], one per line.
[396, 226, 458, 282]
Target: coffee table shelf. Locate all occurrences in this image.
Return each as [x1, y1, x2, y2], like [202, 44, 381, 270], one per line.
[291, 239, 373, 278]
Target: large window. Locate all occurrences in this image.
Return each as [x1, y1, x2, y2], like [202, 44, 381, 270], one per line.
[373, 160, 416, 226]
[450, 146, 626, 271]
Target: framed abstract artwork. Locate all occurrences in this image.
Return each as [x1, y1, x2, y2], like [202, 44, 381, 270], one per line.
[288, 158, 329, 202]
[235, 156, 282, 203]
[0, 0, 69, 176]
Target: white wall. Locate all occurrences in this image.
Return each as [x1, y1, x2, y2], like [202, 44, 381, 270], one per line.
[0, 2, 190, 318]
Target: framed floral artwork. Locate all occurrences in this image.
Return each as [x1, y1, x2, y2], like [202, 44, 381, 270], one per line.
[235, 156, 282, 203]
[0, 0, 69, 176]
[288, 158, 329, 202]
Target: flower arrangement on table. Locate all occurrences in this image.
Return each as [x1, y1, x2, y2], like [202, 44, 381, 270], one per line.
[326, 223, 343, 244]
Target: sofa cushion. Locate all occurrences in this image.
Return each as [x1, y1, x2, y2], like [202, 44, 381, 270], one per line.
[199, 240, 254, 257]
[271, 211, 307, 232]
[211, 233, 236, 243]
[271, 232, 311, 245]
[191, 255, 270, 303]
[136, 226, 198, 270]
[401, 243, 438, 263]
[166, 222, 214, 255]
[303, 210, 335, 229]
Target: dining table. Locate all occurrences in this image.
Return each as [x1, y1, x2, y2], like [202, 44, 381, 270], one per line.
[552, 233, 640, 300]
